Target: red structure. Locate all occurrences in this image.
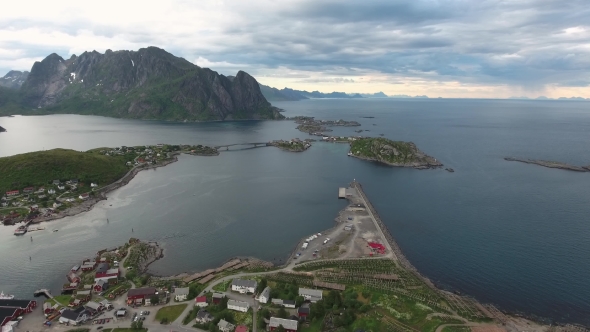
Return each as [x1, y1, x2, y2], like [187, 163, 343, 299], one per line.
[368, 242, 386, 254]
[127, 287, 157, 305]
[95, 268, 119, 279]
[0, 308, 19, 326]
[235, 325, 249, 332]
[67, 271, 81, 283]
[5, 190, 19, 197]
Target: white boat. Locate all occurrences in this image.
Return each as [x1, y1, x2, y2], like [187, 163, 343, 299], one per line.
[0, 291, 15, 300]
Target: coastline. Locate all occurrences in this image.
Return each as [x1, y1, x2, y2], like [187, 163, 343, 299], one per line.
[505, 157, 589, 172]
[349, 153, 443, 169]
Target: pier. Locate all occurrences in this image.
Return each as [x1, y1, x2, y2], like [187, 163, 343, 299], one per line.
[33, 288, 54, 299]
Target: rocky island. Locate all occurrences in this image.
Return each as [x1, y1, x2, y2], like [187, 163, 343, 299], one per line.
[270, 139, 312, 152]
[505, 157, 590, 172]
[293, 116, 360, 135]
[348, 137, 443, 169]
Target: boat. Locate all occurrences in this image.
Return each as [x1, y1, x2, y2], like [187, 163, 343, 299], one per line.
[14, 226, 27, 236]
[0, 291, 15, 300]
[53, 229, 58, 232]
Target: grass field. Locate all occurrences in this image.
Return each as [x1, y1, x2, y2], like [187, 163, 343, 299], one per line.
[155, 304, 188, 323]
[0, 148, 129, 193]
[45, 294, 72, 306]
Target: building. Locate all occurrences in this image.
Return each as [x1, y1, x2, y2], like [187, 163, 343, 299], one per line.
[81, 261, 97, 271]
[59, 307, 88, 325]
[79, 193, 90, 200]
[231, 279, 257, 294]
[269, 317, 298, 332]
[23, 187, 34, 194]
[174, 287, 189, 302]
[195, 296, 208, 307]
[67, 271, 81, 283]
[58, 185, 65, 190]
[0, 308, 19, 327]
[217, 319, 235, 332]
[93, 280, 109, 292]
[95, 268, 119, 280]
[5, 191, 18, 197]
[298, 306, 310, 319]
[235, 325, 249, 332]
[280, 300, 295, 309]
[99, 300, 113, 310]
[91, 183, 98, 188]
[53, 180, 61, 185]
[212, 293, 224, 304]
[227, 300, 249, 313]
[0, 299, 37, 314]
[195, 309, 213, 323]
[95, 263, 109, 274]
[257, 286, 271, 304]
[299, 288, 323, 302]
[75, 290, 91, 302]
[127, 287, 157, 305]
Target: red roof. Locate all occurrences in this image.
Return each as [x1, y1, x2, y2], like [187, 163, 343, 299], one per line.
[6, 190, 19, 195]
[195, 296, 207, 303]
[368, 242, 385, 250]
[235, 326, 249, 332]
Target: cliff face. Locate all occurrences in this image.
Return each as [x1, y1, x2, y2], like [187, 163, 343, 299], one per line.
[18, 47, 283, 121]
[0, 71, 29, 89]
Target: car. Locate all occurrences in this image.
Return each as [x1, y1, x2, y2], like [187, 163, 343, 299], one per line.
[97, 327, 103, 330]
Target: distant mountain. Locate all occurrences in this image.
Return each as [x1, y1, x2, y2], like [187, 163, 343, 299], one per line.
[360, 92, 388, 98]
[0, 47, 283, 121]
[508, 96, 530, 100]
[558, 96, 588, 100]
[0, 70, 29, 89]
[390, 94, 429, 99]
[536, 96, 550, 100]
[259, 84, 365, 101]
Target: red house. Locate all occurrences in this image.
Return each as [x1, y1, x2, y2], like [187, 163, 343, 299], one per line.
[95, 268, 119, 279]
[235, 326, 249, 332]
[127, 287, 157, 305]
[0, 308, 19, 327]
[5, 190, 19, 197]
[195, 296, 208, 307]
[0, 299, 37, 315]
[94, 280, 109, 292]
[297, 306, 310, 319]
[81, 261, 97, 272]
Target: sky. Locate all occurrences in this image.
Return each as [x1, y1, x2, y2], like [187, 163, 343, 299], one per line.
[1, 0, 589, 98]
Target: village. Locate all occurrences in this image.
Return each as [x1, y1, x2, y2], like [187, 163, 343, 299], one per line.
[0, 143, 218, 232]
[1, 182, 578, 332]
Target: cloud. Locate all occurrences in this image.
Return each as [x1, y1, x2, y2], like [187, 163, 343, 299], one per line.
[0, 0, 589, 97]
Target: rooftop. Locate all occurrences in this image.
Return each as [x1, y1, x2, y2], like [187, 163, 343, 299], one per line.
[231, 279, 257, 288]
[228, 299, 249, 309]
[174, 287, 189, 296]
[269, 317, 298, 330]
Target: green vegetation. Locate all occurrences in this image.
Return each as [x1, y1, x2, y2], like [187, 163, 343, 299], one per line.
[155, 304, 187, 324]
[45, 294, 73, 306]
[272, 140, 310, 152]
[212, 280, 231, 292]
[0, 149, 129, 193]
[65, 329, 90, 332]
[111, 329, 147, 332]
[349, 137, 440, 167]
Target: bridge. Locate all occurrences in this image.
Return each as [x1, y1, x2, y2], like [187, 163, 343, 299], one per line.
[214, 142, 270, 151]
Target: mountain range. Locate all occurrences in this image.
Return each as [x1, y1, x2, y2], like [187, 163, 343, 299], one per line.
[0, 71, 29, 89]
[258, 85, 397, 101]
[0, 47, 283, 121]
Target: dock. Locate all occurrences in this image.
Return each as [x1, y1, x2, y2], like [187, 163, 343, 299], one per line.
[33, 289, 54, 299]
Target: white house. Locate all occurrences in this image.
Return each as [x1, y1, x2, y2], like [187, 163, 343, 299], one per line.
[91, 183, 98, 187]
[257, 286, 271, 304]
[48, 189, 56, 194]
[58, 185, 65, 190]
[231, 279, 257, 294]
[269, 317, 298, 332]
[59, 308, 88, 325]
[299, 288, 323, 303]
[217, 319, 235, 332]
[227, 300, 250, 313]
[174, 287, 189, 302]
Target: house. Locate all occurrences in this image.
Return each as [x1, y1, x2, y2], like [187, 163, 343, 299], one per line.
[37, 188, 45, 193]
[195, 309, 213, 323]
[195, 296, 208, 307]
[53, 180, 61, 185]
[81, 261, 97, 271]
[0, 308, 19, 327]
[75, 290, 91, 302]
[298, 306, 310, 319]
[227, 300, 249, 313]
[217, 319, 235, 332]
[93, 280, 109, 292]
[53, 202, 62, 208]
[271, 299, 283, 306]
[95, 268, 119, 279]
[126, 287, 157, 305]
[68, 270, 83, 281]
[257, 286, 271, 304]
[235, 326, 249, 332]
[23, 187, 34, 194]
[95, 263, 109, 274]
[91, 183, 98, 188]
[58, 185, 65, 190]
[174, 287, 189, 302]
[212, 293, 224, 304]
[299, 288, 323, 302]
[84, 301, 102, 313]
[79, 193, 89, 200]
[70, 179, 79, 184]
[282, 300, 296, 308]
[59, 307, 88, 325]
[99, 300, 112, 310]
[269, 317, 298, 332]
[5, 191, 19, 197]
[48, 189, 56, 195]
[231, 279, 257, 294]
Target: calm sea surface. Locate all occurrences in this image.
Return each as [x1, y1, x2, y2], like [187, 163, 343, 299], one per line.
[0, 99, 589, 325]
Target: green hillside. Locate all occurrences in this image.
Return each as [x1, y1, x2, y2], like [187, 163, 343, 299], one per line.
[0, 149, 129, 193]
